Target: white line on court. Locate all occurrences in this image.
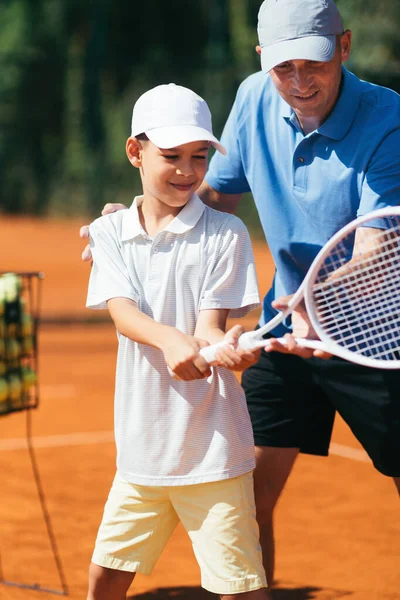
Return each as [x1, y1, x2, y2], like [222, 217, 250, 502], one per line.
[0, 430, 371, 463]
[329, 442, 371, 463]
[0, 430, 114, 451]
[40, 384, 77, 399]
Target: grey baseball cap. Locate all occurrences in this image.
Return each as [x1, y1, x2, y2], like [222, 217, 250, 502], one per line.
[257, 0, 344, 73]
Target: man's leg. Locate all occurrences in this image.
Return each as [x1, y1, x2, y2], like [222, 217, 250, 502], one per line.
[242, 347, 334, 586]
[87, 563, 135, 600]
[253, 446, 299, 586]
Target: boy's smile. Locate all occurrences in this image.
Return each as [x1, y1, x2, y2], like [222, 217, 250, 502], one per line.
[170, 182, 196, 192]
[128, 137, 210, 215]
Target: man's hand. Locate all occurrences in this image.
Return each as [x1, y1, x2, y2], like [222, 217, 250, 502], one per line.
[214, 324, 261, 371]
[161, 331, 212, 381]
[267, 296, 332, 360]
[80, 203, 128, 262]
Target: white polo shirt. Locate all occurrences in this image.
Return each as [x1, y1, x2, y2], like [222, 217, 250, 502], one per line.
[87, 194, 260, 486]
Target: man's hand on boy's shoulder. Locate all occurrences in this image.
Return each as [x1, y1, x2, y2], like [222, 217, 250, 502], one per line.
[161, 330, 212, 381]
[80, 203, 128, 262]
[214, 325, 261, 372]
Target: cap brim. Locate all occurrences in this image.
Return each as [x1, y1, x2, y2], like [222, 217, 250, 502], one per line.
[145, 125, 227, 155]
[261, 35, 336, 73]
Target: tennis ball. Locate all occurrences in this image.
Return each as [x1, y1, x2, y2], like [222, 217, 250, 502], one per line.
[8, 374, 22, 408]
[0, 377, 8, 403]
[1, 273, 21, 302]
[21, 366, 37, 391]
[21, 313, 33, 337]
[21, 335, 34, 356]
[6, 338, 20, 361]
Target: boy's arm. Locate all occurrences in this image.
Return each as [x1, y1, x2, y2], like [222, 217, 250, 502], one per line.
[107, 297, 212, 381]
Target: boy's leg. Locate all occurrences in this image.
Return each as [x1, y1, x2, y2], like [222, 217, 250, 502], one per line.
[87, 563, 135, 600]
[88, 473, 179, 599]
[172, 471, 269, 596]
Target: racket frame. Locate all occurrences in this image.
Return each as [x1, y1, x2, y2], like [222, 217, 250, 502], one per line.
[200, 206, 400, 369]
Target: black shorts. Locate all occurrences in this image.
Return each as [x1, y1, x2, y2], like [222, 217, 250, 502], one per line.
[242, 335, 400, 477]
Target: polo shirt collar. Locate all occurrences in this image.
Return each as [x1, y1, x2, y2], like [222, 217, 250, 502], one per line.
[281, 68, 363, 140]
[317, 69, 362, 140]
[121, 193, 205, 241]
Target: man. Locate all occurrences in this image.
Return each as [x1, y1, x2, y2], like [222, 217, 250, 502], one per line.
[82, 0, 400, 587]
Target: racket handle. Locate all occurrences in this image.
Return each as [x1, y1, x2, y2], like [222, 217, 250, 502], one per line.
[237, 333, 328, 352]
[267, 337, 327, 351]
[199, 340, 233, 365]
[198, 336, 327, 367]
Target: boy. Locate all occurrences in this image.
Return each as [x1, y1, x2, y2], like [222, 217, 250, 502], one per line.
[86, 83, 270, 600]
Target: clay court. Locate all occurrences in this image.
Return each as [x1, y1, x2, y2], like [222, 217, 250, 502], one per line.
[0, 217, 399, 600]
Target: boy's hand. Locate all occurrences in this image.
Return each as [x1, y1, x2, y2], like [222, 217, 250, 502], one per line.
[267, 296, 332, 360]
[161, 331, 212, 381]
[214, 324, 261, 371]
[80, 203, 128, 262]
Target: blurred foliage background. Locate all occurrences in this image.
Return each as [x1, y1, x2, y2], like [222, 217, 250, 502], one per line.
[0, 0, 400, 233]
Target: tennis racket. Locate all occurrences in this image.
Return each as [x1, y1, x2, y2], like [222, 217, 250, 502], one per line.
[200, 206, 400, 369]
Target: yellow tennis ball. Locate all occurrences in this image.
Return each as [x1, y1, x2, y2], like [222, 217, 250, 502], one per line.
[21, 335, 34, 356]
[0, 279, 5, 304]
[6, 338, 20, 361]
[21, 366, 37, 391]
[8, 374, 22, 408]
[21, 313, 33, 337]
[2, 273, 21, 302]
[0, 377, 8, 403]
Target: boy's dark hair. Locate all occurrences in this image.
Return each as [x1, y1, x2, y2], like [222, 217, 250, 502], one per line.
[136, 133, 149, 141]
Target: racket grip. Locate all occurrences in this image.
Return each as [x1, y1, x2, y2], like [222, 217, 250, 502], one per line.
[266, 337, 326, 351]
[199, 340, 232, 365]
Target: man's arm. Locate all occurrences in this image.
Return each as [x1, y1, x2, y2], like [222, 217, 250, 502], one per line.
[267, 225, 391, 359]
[197, 180, 243, 214]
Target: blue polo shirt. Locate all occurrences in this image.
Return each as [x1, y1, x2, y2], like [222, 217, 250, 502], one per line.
[206, 68, 400, 335]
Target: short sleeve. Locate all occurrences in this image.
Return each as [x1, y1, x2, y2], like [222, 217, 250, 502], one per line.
[359, 128, 400, 217]
[206, 85, 251, 195]
[86, 217, 139, 310]
[200, 217, 259, 318]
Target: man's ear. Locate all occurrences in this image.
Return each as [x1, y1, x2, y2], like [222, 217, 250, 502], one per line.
[255, 45, 262, 56]
[340, 30, 352, 63]
[126, 137, 142, 167]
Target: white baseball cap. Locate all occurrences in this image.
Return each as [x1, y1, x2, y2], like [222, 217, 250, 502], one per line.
[130, 83, 226, 155]
[258, 0, 344, 73]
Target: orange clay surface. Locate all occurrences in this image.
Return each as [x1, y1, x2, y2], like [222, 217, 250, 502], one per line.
[0, 217, 399, 600]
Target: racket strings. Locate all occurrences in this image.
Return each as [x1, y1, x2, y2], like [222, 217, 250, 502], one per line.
[311, 219, 400, 360]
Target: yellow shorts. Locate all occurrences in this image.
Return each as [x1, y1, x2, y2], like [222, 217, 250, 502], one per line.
[92, 470, 267, 595]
